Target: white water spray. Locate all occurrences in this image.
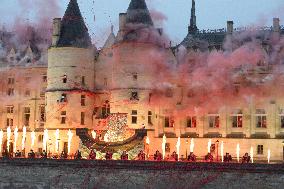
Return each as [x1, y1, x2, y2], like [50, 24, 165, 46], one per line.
[55, 129, 60, 153]
[221, 141, 224, 162]
[176, 137, 180, 160]
[237, 143, 240, 162]
[250, 147, 254, 163]
[7, 126, 11, 151]
[207, 139, 212, 153]
[67, 129, 73, 155]
[13, 127, 18, 153]
[190, 138, 194, 153]
[267, 149, 271, 163]
[31, 131, 36, 149]
[43, 129, 48, 151]
[21, 126, 26, 150]
[0, 130, 3, 153]
[162, 134, 166, 160]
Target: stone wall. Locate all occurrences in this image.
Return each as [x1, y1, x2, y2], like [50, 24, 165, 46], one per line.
[0, 159, 283, 189]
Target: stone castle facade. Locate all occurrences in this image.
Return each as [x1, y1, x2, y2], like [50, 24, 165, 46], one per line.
[0, 0, 284, 161]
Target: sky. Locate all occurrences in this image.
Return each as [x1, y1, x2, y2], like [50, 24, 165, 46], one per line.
[0, 0, 284, 47]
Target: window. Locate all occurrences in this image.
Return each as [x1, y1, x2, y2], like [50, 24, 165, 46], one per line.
[25, 77, 31, 82]
[39, 105, 45, 125]
[231, 110, 243, 128]
[62, 74, 67, 83]
[61, 111, 66, 124]
[279, 109, 284, 128]
[133, 73, 138, 81]
[148, 111, 153, 125]
[81, 95, 86, 106]
[257, 145, 264, 155]
[130, 91, 139, 101]
[6, 106, 14, 114]
[165, 88, 173, 98]
[40, 88, 45, 98]
[24, 107, 30, 126]
[81, 112, 85, 125]
[8, 78, 15, 85]
[6, 118, 13, 127]
[208, 115, 220, 128]
[187, 116, 197, 128]
[131, 110, 138, 124]
[38, 135, 44, 142]
[81, 76, 85, 85]
[101, 101, 110, 119]
[165, 117, 174, 128]
[7, 88, 14, 96]
[103, 78, 108, 87]
[25, 90, 31, 97]
[60, 94, 67, 102]
[42, 75, 47, 82]
[256, 109, 266, 128]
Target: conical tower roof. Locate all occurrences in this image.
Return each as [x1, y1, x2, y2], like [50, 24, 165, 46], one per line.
[126, 0, 153, 26]
[57, 0, 92, 48]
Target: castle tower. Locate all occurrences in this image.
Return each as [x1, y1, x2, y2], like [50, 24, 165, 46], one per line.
[46, 0, 95, 153]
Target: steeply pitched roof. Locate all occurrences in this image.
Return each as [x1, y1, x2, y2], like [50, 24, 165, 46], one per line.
[126, 0, 153, 26]
[103, 26, 116, 49]
[57, 0, 92, 48]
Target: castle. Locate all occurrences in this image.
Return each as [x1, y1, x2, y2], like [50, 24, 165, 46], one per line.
[0, 0, 284, 161]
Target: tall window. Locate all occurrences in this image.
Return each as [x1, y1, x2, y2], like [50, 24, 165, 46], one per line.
[231, 109, 243, 128]
[7, 88, 14, 96]
[81, 112, 85, 125]
[6, 106, 14, 114]
[256, 109, 266, 128]
[165, 117, 174, 128]
[102, 101, 110, 119]
[131, 110, 138, 124]
[279, 109, 284, 128]
[257, 145, 264, 155]
[81, 76, 85, 85]
[8, 78, 15, 85]
[133, 73, 138, 81]
[42, 75, 47, 82]
[39, 105, 45, 127]
[103, 78, 108, 87]
[81, 95, 86, 106]
[62, 74, 67, 83]
[208, 114, 220, 128]
[6, 118, 13, 127]
[148, 111, 153, 125]
[25, 90, 31, 97]
[61, 111, 66, 124]
[24, 107, 30, 126]
[187, 116, 197, 128]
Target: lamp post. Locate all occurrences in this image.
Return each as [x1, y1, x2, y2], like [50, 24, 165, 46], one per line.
[216, 140, 219, 162]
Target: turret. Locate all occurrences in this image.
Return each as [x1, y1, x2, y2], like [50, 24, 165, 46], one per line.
[46, 0, 95, 154]
[273, 18, 280, 33]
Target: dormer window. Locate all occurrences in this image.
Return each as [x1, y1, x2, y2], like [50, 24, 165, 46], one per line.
[63, 74, 67, 83]
[60, 94, 67, 102]
[130, 91, 139, 101]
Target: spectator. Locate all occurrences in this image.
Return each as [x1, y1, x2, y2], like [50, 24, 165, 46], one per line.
[28, 150, 35, 159]
[187, 152, 197, 162]
[171, 151, 178, 161]
[74, 150, 82, 159]
[105, 151, 113, 160]
[15, 150, 21, 158]
[89, 149, 96, 160]
[121, 151, 129, 160]
[224, 153, 232, 162]
[205, 153, 213, 162]
[41, 150, 48, 159]
[242, 153, 251, 163]
[137, 150, 146, 160]
[154, 150, 162, 161]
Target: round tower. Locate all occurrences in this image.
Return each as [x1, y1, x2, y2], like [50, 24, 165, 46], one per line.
[45, 0, 95, 154]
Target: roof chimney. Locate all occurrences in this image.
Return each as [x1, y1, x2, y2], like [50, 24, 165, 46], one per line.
[227, 21, 234, 34]
[273, 18, 280, 32]
[119, 13, 127, 31]
[52, 18, 61, 46]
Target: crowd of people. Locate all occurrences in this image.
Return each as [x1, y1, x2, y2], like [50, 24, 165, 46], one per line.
[1, 149, 252, 163]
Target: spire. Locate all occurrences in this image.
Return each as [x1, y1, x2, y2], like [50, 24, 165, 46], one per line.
[103, 25, 116, 49]
[188, 0, 198, 34]
[56, 0, 92, 48]
[126, 0, 153, 26]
